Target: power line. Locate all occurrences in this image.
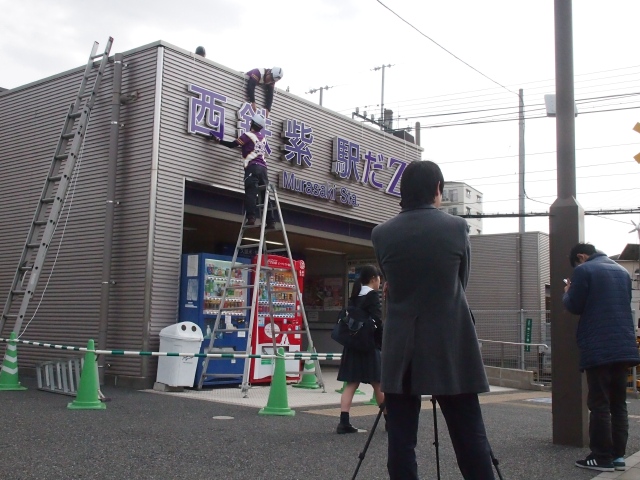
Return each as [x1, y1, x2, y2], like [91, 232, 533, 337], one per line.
[419, 104, 640, 129]
[438, 144, 639, 166]
[374, 0, 516, 96]
[340, 65, 640, 114]
[458, 208, 640, 219]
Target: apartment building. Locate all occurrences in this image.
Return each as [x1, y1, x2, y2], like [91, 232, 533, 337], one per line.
[440, 181, 483, 235]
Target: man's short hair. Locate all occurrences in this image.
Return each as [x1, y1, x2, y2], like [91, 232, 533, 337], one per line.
[400, 160, 444, 209]
[569, 243, 596, 268]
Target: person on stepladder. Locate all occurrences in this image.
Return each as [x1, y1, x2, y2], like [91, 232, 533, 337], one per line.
[246, 67, 283, 117]
[372, 160, 496, 480]
[210, 113, 274, 228]
[336, 265, 385, 434]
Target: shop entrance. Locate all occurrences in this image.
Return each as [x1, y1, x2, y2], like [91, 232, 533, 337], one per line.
[180, 183, 379, 362]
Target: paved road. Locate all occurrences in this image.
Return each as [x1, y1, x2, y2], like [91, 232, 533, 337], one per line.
[1, 377, 639, 479]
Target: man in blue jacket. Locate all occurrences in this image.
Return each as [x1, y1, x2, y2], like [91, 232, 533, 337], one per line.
[563, 243, 640, 473]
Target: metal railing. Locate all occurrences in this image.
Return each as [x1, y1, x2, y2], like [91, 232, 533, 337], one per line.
[475, 309, 639, 390]
[475, 310, 551, 383]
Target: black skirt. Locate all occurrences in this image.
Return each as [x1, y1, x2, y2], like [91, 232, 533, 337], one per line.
[337, 347, 381, 384]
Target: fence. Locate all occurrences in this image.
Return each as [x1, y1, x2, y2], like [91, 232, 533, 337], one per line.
[475, 310, 551, 384]
[475, 310, 640, 391]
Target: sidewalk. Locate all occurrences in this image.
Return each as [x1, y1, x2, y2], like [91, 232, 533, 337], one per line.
[1, 369, 640, 479]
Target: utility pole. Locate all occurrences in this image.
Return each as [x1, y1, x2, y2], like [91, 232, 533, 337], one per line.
[518, 89, 525, 233]
[550, 0, 587, 448]
[306, 86, 333, 106]
[372, 64, 393, 130]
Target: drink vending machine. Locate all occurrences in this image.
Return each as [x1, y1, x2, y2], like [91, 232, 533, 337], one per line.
[179, 253, 250, 386]
[249, 254, 305, 384]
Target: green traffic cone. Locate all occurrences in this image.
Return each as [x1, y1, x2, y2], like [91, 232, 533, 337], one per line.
[364, 390, 378, 405]
[292, 352, 320, 390]
[258, 347, 295, 416]
[68, 339, 106, 410]
[335, 381, 366, 395]
[0, 332, 27, 391]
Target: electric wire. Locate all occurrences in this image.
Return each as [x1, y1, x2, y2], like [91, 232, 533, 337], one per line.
[374, 0, 516, 96]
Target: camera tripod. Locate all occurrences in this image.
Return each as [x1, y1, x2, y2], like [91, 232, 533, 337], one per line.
[351, 398, 504, 480]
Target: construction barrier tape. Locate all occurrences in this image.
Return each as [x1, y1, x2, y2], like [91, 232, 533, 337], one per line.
[0, 337, 342, 360]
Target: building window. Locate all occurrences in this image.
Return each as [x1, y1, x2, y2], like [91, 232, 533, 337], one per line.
[448, 207, 458, 215]
[477, 195, 482, 203]
[448, 189, 458, 202]
[465, 189, 471, 198]
[465, 207, 471, 215]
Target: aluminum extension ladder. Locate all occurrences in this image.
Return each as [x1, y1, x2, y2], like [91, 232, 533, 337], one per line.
[197, 184, 325, 396]
[0, 38, 114, 336]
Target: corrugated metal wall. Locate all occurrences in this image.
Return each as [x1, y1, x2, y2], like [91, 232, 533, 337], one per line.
[0, 44, 159, 379]
[143, 44, 422, 378]
[467, 232, 549, 311]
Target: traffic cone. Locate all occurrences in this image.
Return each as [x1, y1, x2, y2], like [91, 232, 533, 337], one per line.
[0, 332, 27, 391]
[364, 390, 378, 405]
[68, 339, 106, 410]
[292, 351, 320, 390]
[335, 381, 366, 395]
[259, 347, 295, 416]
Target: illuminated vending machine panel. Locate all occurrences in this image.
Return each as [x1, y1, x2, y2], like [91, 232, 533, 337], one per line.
[179, 253, 250, 386]
[249, 255, 305, 384]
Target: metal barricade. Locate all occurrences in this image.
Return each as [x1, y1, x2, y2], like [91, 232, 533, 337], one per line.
[36, 357, 84, 396]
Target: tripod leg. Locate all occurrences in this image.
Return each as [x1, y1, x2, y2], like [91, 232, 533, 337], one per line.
[490, 449, 505, 480]
[351, 402, 386, 480]
[432, 397, 441, 480]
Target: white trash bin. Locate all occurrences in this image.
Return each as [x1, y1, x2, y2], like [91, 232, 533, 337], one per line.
[156, 322, 203, 387]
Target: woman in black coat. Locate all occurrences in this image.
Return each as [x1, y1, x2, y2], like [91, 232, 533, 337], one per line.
[336, 265, 384, 434]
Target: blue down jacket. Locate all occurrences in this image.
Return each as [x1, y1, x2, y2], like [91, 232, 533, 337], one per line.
[563, 252, 640, 370]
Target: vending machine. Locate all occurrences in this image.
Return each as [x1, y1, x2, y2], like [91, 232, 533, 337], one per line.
[179, 253, 250, 386]
[249, 254, 305, 384]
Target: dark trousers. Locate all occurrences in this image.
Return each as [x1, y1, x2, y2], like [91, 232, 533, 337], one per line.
[243, 163, 272, 223]
[386, 368, 495, 479]
[586, 363, 629, 463]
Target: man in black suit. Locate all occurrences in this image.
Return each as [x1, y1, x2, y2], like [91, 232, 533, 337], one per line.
[372, 160, 495, 480]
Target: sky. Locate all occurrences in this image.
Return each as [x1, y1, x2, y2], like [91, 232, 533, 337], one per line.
[1, 0, 639, 257]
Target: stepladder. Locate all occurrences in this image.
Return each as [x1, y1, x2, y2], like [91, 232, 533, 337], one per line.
[0, 38, 114, 337]
[197, 183, 325, 396]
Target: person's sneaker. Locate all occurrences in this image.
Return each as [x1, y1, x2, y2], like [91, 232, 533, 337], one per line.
[613, 458, 626, 471]
[245, 217, 256, 226]
[336, 423, 366, 434]
[575, 455, 614, 472]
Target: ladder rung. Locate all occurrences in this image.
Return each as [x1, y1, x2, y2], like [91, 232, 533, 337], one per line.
[68, 111, 82, 120]
[41, 197, 56, 204]
[26, 243, 41, 249]
[33, 220, 48, 226]
[11, 290, 26, 295]
[2, 314, 17, 320]
[61, 132, 76, 140]
[19, 265, 33, 272]
[48, 175, 62, 182]
[54, 154, 69, 161]
[239, 243, 260, 249]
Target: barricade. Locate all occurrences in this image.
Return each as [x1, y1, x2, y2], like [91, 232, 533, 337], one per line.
[0, 336, 342, 412]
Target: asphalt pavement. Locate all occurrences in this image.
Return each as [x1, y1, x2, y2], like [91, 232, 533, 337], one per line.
[1, 372, 639, 480]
